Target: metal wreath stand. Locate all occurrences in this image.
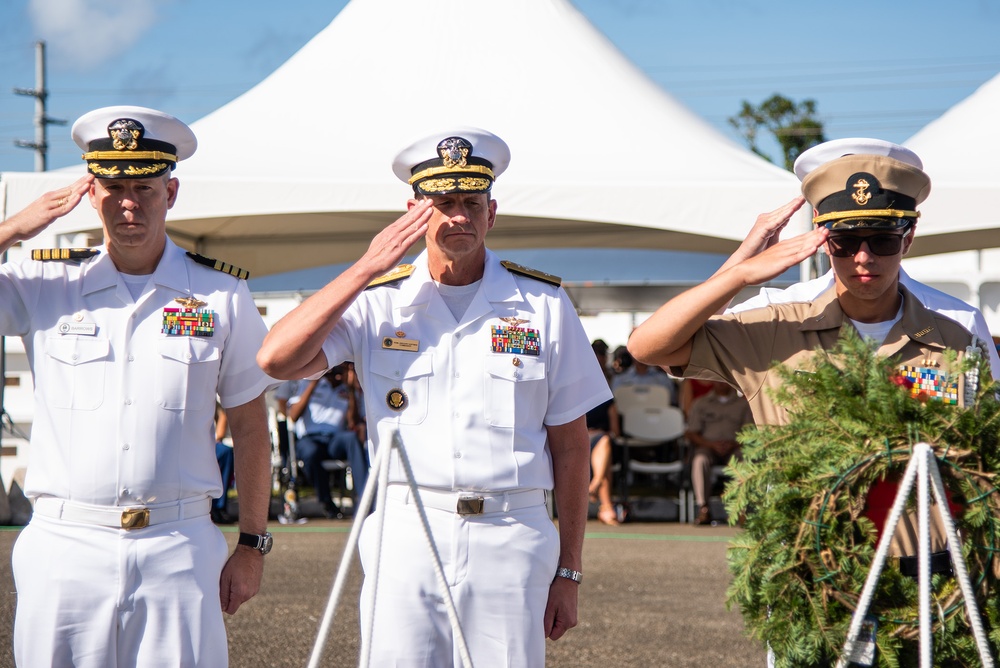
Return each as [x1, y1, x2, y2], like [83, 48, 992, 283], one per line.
[835, 442, 995, 668]
[307, 430, 475, 668]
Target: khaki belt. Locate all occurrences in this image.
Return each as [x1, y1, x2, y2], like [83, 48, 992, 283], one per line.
[33, 496, 212, 530]
[387, 485, 546, 516]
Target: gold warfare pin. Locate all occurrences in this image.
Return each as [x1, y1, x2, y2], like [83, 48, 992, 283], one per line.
[174, 296, 208, 309]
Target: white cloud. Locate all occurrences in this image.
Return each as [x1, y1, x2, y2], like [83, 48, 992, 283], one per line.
[28, 0, 161, 70]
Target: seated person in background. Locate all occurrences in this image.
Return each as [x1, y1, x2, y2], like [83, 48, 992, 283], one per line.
[679, 378, 714, 420]
[587, 340, 620, 526]
[611, 349, 678, 406]
[281, 365, 370, 518]
[685, 382, 753, 525]
[213, 404, 236, 524]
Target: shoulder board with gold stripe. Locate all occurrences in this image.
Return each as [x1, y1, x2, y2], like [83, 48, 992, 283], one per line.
[185, 252, 250, 280]
[31, 248, 100, 261]
[366, 264, 414, 289]
[500, 260, 561, 287]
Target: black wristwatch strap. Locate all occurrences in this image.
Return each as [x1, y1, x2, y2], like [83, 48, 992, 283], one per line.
[238, 531, 272, 555]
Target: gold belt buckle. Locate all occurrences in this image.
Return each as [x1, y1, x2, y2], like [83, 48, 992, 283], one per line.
[456, 495, 485, 516]
[121, 508, 150, 530]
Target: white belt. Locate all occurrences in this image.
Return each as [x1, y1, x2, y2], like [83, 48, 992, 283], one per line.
[33, 496, 212, 530]
[387, 485, 546, 516]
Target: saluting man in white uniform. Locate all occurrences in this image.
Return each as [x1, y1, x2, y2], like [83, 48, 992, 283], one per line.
[258, 127, 612, 666]
[0, 106, 275, 667]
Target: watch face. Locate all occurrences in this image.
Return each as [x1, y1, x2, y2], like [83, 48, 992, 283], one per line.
[260, 532, 273, 555]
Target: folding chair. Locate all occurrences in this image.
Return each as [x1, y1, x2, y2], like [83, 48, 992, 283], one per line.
[613, 384, 688, 521]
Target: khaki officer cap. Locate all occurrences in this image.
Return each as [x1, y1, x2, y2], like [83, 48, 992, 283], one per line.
[796, 138, 931, 230]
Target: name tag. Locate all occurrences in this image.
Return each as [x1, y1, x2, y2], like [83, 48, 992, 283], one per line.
[58, 322, 97, 336]
[382, 337, 419, 352]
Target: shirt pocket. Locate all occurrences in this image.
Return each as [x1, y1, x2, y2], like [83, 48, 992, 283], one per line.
[43, 336, 111, 410]
[484, 356, 547, 429]
[155, 338, 221, 410]
[368, 351, 433, 425]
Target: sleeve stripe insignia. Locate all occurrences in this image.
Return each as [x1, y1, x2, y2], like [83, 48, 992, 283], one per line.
[185, 252, 250, 280]
[500, 260, 561, 287]
[31, 248, 100, 261]
[367, 264, 415, 289]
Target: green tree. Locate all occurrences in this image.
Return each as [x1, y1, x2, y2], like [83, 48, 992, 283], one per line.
[729, 94, 825, 171]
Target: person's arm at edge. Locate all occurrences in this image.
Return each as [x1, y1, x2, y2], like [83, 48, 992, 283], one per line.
[257, 200, 435, 380]
[627, 219, 829, 369]
[543, 415, 589, 641]
[219, 393, 271, 615]
[0, 175, 94, 254]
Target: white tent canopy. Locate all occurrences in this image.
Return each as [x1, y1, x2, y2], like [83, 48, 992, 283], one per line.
[0, 0, 804, 278]
[905, 72, 1000, 256]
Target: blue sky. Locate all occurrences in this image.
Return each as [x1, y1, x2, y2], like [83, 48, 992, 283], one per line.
[1, 0, 998, 174]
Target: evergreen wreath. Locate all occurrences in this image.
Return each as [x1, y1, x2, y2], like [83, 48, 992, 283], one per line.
[724, 329, 1000, 667]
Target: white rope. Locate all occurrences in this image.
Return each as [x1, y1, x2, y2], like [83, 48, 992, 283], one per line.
[357, 434, 392, 668]
[917, 448, 931, 667]
[836, 443, 995, 668]
[393, 430, 475, 668]
[927, 446, 995, 667]
[836, 444, 922, 668]
[306, 440, 388, 668]
[306, 429, 475, 668]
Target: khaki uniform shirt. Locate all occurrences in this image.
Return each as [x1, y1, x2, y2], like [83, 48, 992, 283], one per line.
[678, 284, 973, 426]
[676, 284, 975, 558]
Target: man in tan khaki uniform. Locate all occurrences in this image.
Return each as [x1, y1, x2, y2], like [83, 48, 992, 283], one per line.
[628, 138, 978, 571]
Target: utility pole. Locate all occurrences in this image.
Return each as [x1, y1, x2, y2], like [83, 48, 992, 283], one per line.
[4, 41, 65, 450]
[13, 41, 66, 171]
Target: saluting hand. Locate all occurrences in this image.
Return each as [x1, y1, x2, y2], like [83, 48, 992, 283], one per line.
[736, 224, 829, 287]
[356, 198, 434, 279]
[747, 196, 806, 253]
[2, 174, 94, 244]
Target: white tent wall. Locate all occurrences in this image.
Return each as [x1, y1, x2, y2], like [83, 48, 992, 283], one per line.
[901, 72, 1000, 337]
[0, 0, 807, 277]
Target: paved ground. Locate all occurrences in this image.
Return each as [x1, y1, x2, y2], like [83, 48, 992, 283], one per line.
[0, 503, 767, 667]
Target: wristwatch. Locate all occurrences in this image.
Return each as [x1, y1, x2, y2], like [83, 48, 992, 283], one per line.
[238, 531, 273, 555]
[554, 567, 583, 584]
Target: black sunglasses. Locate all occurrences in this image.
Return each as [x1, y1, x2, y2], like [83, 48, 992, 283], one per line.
[827, 233, 905, 258]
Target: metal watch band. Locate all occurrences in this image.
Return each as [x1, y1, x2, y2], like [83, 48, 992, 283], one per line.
[555, 567, 583, 584]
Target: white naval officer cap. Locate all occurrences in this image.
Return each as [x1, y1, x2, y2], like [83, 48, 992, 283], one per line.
[72, 105, 197, 179]
[392, 127, 511, 196]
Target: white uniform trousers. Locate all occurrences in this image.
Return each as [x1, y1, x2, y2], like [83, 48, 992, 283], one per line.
[12, 512, 230, 667]
[359, 494, 560, 667]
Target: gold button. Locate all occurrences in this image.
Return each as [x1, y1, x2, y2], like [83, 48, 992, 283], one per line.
[512, 357, 522, 367]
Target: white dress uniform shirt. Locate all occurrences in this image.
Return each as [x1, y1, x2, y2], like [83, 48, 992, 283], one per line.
[729, 267, 1000, 380]
[321, 248, 611, 491]
[0, 237, 273, 505]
